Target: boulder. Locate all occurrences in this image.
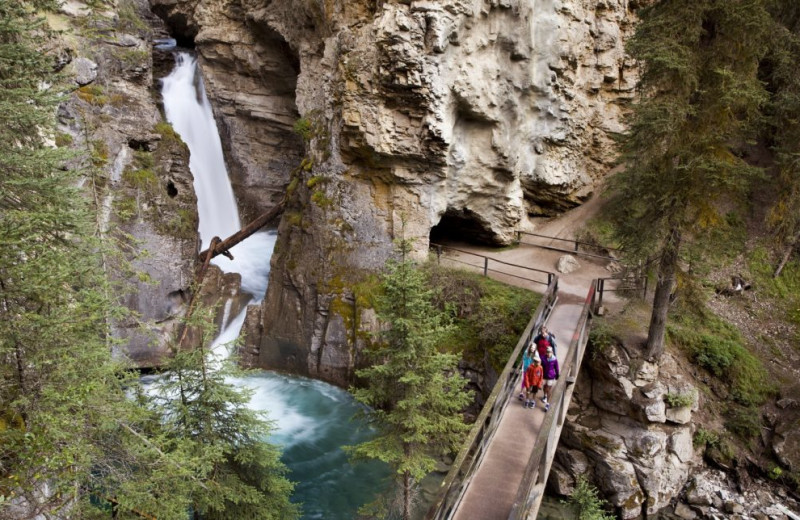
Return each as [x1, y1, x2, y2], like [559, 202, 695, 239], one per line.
[71, 57, 97, 86]
[594, 457, 643, 519]
[674, 502, 697, 519]
[557, 254, 581, 274]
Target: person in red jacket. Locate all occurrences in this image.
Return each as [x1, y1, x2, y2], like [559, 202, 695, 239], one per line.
[533, 325, 557, 359]
[523, 356, 544, 409]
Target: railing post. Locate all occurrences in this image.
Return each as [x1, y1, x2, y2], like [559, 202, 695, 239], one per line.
[436, 245, 442, 265]
[574, 240, 579, 253]
[643, 275, 648, 300]
[597, 279, 604, 309]
[483, 257, 489, 277]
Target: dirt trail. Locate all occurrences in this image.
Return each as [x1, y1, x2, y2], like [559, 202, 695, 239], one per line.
[433, 194, 624, 307]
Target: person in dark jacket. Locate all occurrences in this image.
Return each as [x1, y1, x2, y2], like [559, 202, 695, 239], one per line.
[541, 346, 560, 412]
[533, 325, 557, 359]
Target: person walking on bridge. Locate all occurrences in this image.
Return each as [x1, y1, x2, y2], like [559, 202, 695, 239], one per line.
[523, 356, 543, 409]
[533, 325, 557, 359]
[541, 347, 560, 412]
[519, 344, 536, 400]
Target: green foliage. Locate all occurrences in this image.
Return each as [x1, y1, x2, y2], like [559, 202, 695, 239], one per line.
[115, 0, 151, 35]
[153, 120, 183, 145]
[588, 318, 616, 360]
[693, 427, 735, 466]
[146, 307, 299, 520]
[158, 208, 197, 239]
[90, 138, 109, 166]
[565, 475, 615, 520]
[423, 264, 540, 372]
[113, 195, 138, 220]
[668, 309, 773, 406]
[307, 175, 326, 188]
[123, 167, 157, 190]
[763, 2, 800, 255]
[693, 427, 720, 448]
[311, 189, 333, 209]
[77, 84, 109, 105]
[348, 239, 471, 519]
[0, 3, 186, 515]
[0, 4, 285, 517]
[293, 117, 314, 141]
[725, 407, 763, 442]
[112, 48, 149, 69]
[609, 0, 772, 357]
[286, 176, 300, 198]
[664, 390, 696, 408]
[55, 131, 73, 147]
[748, 247, 800, 333]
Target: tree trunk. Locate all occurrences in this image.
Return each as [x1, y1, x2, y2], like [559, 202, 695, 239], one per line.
[645, 227, 681, 360]
[774, 230, 800, 278]
[403, 470, 412, 520]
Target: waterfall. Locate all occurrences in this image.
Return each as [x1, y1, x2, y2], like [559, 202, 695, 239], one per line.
[161, 53, 240, 247]
[159, 51, 388, 518]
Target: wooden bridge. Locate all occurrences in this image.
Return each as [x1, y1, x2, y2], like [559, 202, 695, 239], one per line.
[425, 235, 630, 520]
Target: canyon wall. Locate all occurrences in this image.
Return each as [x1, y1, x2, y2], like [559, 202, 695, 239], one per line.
[53, 0, 199, 366]
[148, 0, 638, 385]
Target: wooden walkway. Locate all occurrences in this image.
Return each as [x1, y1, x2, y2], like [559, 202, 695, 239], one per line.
[452, 297, 584, 520]
[427, 232, 611, 520]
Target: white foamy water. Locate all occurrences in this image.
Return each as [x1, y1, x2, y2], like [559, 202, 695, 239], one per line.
[162, 53, 240, 248]
[159, 52, 389, 518]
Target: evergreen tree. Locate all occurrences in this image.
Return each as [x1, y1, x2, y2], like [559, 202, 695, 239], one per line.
[0, 0, 139, 515]
[611, 0, 771, 359]
[763, 0, 800, 277]
[146, 307, 299, 520]
[349, 240, 471, 520]
[0, 3, 295, 518]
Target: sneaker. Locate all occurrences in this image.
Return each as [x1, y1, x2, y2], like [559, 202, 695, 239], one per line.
[530, 401, 536, 409]
[545, 403, 550, 412]
[541, 396, 547, 403]
[518, 393, 524, 401]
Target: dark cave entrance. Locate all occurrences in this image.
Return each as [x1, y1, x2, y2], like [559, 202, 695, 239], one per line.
[429, 208, 499, 247]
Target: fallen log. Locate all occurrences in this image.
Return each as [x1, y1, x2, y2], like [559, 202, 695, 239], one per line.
[177, 200, 285, 349]
[197, 199, 285, 262]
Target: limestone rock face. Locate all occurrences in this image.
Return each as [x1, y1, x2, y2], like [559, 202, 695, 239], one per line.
[149, 0, 637, 385]
[55, 0, 198, 366]
[558, 345, 698, 518]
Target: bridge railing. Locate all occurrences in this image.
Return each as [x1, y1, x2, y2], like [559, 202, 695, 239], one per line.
[515, 231, 620, 261]
[425, 276, 560, 520]
[597, 271, 648, 307]
[430, 243, 555, 287]
[508, 279, 598, 520]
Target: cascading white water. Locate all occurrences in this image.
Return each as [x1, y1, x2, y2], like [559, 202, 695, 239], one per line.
[159, 51, 388, 519]
[161, 53, 240, 247]
[161, 53, 274, 298]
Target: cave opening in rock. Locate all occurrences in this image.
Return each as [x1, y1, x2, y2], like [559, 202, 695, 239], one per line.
[429, 208, 499, 247]
[166, 180, 178, 198]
